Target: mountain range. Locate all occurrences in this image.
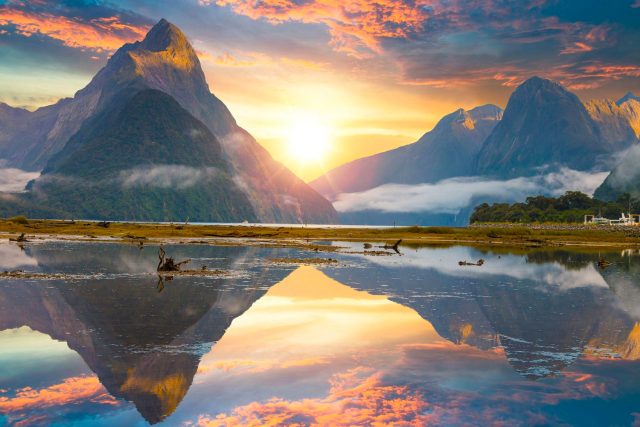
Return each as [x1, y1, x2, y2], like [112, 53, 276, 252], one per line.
[0, 19, 638, 224]
[311, 104, 503, 196]
[0, 19, 336, 223]
[310, 77, 640, 224]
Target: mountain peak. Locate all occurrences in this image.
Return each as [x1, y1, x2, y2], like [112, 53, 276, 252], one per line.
[435, 104, 502, 132]
[141, 18, 189, 52]
[506, 76, 578, 110]
[475, 77, 604, 177]
[523, 75, 549, 84]
[468, 104, 503, 121]
[617, 91, 640, 106]
[518, 76, 565, 93]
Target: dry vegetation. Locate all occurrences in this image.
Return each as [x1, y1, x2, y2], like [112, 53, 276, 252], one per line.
[0, 218, 639, 248]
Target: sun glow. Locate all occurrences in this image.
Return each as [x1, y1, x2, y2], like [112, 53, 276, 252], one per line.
[285, 113, 332, 164]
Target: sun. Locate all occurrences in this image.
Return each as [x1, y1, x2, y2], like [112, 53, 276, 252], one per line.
[285, 114, 332, 164]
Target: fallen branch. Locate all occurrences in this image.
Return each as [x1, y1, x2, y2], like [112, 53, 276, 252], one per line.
[9, 233, 28, 242]
[459, 259, 485, 266]
[157, 246, 191, 272]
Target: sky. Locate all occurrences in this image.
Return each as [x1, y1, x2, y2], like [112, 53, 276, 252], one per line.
[1, 0, 640, 181]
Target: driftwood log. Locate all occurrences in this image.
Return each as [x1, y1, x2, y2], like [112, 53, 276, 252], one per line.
[9, 233, 28, 242]
[459, 259, 485, 266]
[157, 246, 191, 272]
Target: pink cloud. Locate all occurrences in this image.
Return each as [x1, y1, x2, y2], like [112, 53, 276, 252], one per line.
[195, 367, 435, 426]
[561, 42, 594, 55]
[215, 0, 432, 58]
[0, 376, 118, 414]
[0, 4, 149, 52]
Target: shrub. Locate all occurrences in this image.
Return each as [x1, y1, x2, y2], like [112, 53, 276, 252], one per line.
[8, 215, 28, 224]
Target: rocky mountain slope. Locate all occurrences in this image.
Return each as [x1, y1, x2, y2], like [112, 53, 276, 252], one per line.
[475, 77, 610, 177]
[0, 19, 336, 223]
[584, 98, 640, 147]
[311, 105, 503, 198]
[22, 89, 256, 221]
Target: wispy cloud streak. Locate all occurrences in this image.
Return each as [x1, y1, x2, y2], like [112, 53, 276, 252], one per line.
[333, 168, 608, 214]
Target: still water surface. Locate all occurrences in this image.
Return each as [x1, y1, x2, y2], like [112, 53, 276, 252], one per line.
[1, 241, 640, 426]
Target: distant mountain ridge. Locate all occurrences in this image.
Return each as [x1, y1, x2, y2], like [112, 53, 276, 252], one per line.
[311, 104, 503, 197]
[0, 19, 337, 223]
[311, 76, 639, 225]
[617, 91, 640, 105]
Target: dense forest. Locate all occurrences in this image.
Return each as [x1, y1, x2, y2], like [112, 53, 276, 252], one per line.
[470, 191, 640, 223]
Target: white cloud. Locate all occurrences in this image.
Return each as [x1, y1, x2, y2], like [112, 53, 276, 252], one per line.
[333, 168, 609, 214]
[0, 167, 40, 193]
[119, 165, 221, 189]
[606, 144, 640, 188]
[542, 168, 609, 195]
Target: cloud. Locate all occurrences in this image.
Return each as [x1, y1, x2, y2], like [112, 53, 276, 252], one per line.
[214, 0, 431, 58]
[0, 0, 150, 52]
[604, 144, 640, 188]
[0, 375, 117, 413]
[0, 167, 39, 192]
[119, 165, 222, 189]
[333, 168, 608, 214]
[542, 167, 610, 195]
[194, 367, 434, 426]
[213, 0, 640, 90]
[560, 42, 594, 55]
[189, 355, 612, 427]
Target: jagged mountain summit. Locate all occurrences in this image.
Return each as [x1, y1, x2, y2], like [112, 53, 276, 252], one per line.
[310, 104, 503, 198]
[0, 19, 336, 223]
[475, 77, 610, 177]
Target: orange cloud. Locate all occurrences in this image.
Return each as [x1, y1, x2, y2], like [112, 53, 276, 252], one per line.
[195, 368, 434, 427]
[214, 0, 431, 57]
[0, 7, 148, 52]
[0, 376, 118, 413]
[560, 42, 593, 55]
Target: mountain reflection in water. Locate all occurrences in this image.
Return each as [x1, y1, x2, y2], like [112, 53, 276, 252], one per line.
[1, 242, 640, 426]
